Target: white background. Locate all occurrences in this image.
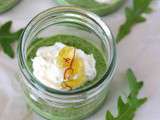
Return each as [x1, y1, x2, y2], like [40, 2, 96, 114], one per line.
[0, 0, 160, 120]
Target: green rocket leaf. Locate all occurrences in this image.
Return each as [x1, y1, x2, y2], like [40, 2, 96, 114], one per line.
[0, 21, 23, 58]
[116, 0, 153, 42]
[106, 69, 147, 120]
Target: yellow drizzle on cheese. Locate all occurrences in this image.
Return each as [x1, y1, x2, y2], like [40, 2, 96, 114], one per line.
[57, 46, 86, 89]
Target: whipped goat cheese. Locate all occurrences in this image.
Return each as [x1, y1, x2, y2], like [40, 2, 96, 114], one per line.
[95, 0, 112, 4]
[32, 42, 96, 90]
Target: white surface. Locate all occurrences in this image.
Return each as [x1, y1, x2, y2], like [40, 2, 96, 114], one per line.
[0, 0, 160, 120]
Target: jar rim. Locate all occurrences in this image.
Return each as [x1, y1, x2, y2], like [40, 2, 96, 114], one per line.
[18, 6, 117, 95]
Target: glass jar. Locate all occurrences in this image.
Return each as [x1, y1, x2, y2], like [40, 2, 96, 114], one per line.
[18, 6, 117, 120]
[0, 0, 21, 13]
[55, 0, 125, 16]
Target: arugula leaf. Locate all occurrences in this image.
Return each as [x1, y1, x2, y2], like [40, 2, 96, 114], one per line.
[116, 0, 153, 43]
[106, 69, 147, 120]
[0, 21, 23, 58]
[56, 0, 125, 16]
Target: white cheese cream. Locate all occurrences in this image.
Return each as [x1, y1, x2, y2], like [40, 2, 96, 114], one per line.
[95, 0, 112, 4]
[32, 42, 96, 90]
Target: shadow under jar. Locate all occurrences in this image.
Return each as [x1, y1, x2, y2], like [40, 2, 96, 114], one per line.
[17, 6, 117, 120]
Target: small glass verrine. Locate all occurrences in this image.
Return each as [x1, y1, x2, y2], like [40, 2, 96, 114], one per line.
[0, 0, 21, 13]
[55, 0, 125, 16]
[17, 6, 117, 120]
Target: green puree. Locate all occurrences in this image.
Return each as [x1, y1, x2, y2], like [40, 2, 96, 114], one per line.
[26, 34, 108, 120]
[27, 34, 107, 90]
